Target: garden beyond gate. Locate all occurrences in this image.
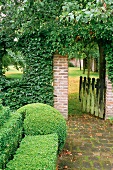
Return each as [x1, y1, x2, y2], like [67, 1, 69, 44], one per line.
[79, 76, 106, 119]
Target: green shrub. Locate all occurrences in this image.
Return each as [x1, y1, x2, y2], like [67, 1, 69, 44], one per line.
[0, 105, 11, 127]
[6, 134, 58, 170]
[17, 103, 67, 153]
[0, 112, 23, 169]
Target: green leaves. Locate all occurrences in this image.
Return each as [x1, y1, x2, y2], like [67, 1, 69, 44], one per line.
[105, 42, 113, 83]
[0, 0, 113, 103]
[0, 111, 23, 169]
[6, 134, 58, 170]
[17, 103, 67, 153]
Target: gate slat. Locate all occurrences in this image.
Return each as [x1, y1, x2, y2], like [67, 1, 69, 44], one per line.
[87, 77, 91, 113]
[91, 78, 95, 115]
[99, 79, 105, 118]
[79, 76, 105, 119]
[95, 78, 100, 117]
[83, 77, 87, 112]
[79, 76, 82, 102]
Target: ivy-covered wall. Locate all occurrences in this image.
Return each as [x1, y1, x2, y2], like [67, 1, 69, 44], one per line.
[2, 55, 53, 110]
[22, 40, 54, 107]
[2, 32, 54, 110]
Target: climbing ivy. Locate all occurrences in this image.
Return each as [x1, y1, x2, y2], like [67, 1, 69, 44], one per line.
[105, 42, 113, 83]
[1, 0, 113, 110]
[2, 30, 54, 110]
[1, 0, 74, 110]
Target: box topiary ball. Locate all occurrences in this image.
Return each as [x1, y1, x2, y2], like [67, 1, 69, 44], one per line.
[17, 103, 67, 154]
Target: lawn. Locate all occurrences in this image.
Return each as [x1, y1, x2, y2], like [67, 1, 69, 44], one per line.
[68, 67, 99, 78]
[5, 65, 23, 79]
[68, 67, 99, 116]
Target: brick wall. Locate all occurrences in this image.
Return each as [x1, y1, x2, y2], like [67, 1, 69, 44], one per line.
[105, 76, 113, 119]
[53, 54, 68, 119]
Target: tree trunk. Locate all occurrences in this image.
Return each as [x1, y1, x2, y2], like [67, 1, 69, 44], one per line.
[98, 39, 106, 119]
[94, 58, 98, 72]
[87, 56, 90, 78]
[98, 40, 106, 83]
[79, 59, 81, 70]
[83, 58, 86, 74]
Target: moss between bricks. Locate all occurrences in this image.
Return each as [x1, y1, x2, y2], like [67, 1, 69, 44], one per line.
[5, 134, 58, 170]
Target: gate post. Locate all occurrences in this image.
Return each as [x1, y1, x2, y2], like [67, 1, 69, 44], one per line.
[105, 76, 113, 119]
[53, 54, 68, 119]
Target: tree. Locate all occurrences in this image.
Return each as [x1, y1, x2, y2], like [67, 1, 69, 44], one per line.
[0, 0, 25, 76]
[1, 0, 67, 109]
[60, 0, 113, 83]
[69, 41, 99, 77]
[1, 0, 113, 81]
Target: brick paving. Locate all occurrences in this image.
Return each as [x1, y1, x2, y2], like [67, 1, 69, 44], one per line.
[58, 114, 113, 170]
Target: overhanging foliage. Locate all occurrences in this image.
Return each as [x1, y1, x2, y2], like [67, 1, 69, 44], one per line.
[0, 0, 113, 109]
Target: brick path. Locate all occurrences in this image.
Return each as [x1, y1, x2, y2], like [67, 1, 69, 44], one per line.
[58, 114, 113, 170]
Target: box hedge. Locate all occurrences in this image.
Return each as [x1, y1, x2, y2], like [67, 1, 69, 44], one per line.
[17, 103, 67, 153]
[0, 112, 23, 169]
[1, 103, 66, 169]
[0, 104, 11, 127]
[6, 134, 58, 170]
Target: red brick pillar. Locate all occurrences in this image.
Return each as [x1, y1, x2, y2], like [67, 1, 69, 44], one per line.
[105, 76, 113, 119]
[53, 54, 68, 119]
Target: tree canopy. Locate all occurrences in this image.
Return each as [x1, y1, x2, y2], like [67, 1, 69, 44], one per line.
[0, 0, 113, 82]
[0, 0, 25, 74]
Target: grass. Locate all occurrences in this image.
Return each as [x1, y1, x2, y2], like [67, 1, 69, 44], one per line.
[68, 73, 83, 116]
[69, 67, 99, 78]
[5, 65, 23, 79]
[6, 73, 23, 79]
[68, 67, 99, 116]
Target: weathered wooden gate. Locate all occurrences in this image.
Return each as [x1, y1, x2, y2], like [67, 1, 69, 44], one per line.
[79, 76, 106, 119]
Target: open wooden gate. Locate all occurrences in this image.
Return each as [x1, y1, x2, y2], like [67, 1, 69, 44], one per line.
[79, 76, 106, 119]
